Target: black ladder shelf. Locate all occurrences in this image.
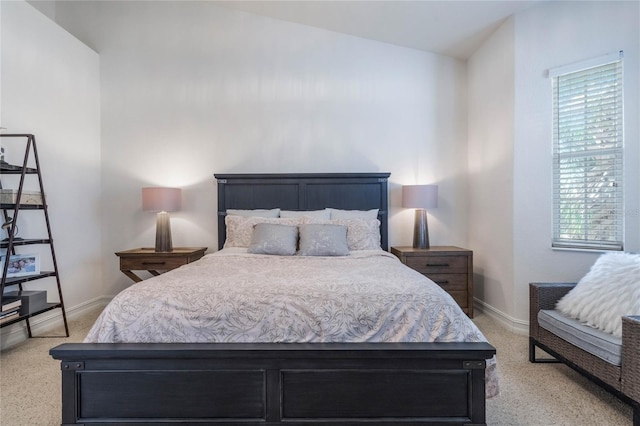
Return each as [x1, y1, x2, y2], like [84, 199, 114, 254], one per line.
[1, 134, 68, 337]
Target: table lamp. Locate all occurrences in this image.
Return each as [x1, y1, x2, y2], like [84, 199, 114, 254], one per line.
[402, 184, 438, 249]
[142, 187, 182, 252]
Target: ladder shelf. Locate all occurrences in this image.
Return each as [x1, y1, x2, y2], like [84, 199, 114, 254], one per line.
[0, 134, 68, 337]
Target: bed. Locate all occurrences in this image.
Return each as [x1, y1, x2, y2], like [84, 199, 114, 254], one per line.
[50, 172, 497, 425]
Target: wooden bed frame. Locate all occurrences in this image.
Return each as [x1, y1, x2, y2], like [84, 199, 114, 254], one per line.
[50, 173, 496, 425]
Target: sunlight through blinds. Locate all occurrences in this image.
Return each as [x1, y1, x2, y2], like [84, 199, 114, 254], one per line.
[551, 52, 624, 251]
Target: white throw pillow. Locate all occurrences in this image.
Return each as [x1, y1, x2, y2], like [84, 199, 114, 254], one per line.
[227, 208, 280, 218]
[280, 209, 331, 219]
[328, 208, 379, 219]
[333, 218, 381, 251]
[556, 252, 640, 338]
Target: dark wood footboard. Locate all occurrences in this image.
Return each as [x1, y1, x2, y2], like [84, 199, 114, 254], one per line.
[50, 342, 495, 425]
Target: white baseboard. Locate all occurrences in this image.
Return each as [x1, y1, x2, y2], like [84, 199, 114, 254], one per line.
[0, 296, 110, 350]
[474, 298, 529, 335]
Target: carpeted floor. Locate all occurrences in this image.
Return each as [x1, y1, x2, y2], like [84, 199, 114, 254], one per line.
[475, 314, 633, 425]
[0, 308, 634, 425]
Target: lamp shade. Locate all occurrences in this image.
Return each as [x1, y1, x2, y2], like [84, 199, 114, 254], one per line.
[402, 185, 438, 209]
[142, 187, 182, 212]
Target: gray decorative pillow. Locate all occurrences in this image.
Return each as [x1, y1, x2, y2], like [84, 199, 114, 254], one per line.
[298, 224, 349, 256]
[301, 217, 381, 251]
[224, 216, 303, 248]
[247, 223, 298, 256]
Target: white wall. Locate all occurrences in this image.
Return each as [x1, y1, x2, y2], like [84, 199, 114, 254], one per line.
[73, 1, 468, 297]
[467, 17, 516, 326]
[469, 0, 640, 329]
[512, 0, 640, 323]
[0, 0, 102, 344]
[6, 0, 637, 334]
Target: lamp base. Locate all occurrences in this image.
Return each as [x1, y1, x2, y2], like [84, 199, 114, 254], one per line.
[412, 209, 430, 249]
[155, 211, 173, 252]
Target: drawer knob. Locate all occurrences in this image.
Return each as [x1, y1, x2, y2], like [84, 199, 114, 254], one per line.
[435, 280, 450, 285]
[427, 263, 449, 267]
[142, 261, 166, 266]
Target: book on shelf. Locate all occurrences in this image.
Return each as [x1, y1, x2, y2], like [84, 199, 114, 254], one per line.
[0, 306, 20, 316]
[1, 296, 22, 313]
[0, 309, 18, 317]
[0, 310, 19, 324]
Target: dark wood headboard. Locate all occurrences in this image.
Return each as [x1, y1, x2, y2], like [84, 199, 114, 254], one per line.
[215, 173, 390, 251]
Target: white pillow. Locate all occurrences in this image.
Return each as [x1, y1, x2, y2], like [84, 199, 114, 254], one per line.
[556, 252, 640, 338]
[227, 208, 280, 218]
[224, 215, 303, 248]
[334, 218, 381, 250]
[280, 209, 331, 219]
[328, 208, 379, 219]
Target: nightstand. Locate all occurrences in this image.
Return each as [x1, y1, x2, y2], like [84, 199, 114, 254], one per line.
[391, 246, 473, 318]
[115, 247, 207, 283]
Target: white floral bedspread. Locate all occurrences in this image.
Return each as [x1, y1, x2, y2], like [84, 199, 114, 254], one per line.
[86, 249, 498, 396]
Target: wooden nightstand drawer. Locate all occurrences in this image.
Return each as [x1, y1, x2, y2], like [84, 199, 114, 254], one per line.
[405, 256, 468, 275]
[391, 246, 473, 318]
[424, 273, 468, 291]
[120, 256, 188, 271]
[116, 247, 207, 283]
[447, 291, 469, 309]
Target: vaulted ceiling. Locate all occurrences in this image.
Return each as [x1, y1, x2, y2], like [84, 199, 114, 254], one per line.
[216, 1, 546, 59]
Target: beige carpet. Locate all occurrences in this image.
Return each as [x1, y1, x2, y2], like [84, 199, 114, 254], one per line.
[0, 308, 634, 425]
[475, 314, 633, 425]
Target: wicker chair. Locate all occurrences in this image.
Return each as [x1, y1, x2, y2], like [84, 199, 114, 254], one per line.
[529, 282, 639, 425]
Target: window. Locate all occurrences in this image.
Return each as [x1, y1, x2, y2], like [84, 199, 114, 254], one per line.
[551, 52, 624, 251]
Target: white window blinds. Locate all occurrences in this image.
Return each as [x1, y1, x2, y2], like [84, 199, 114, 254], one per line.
[551, 53, 624, 251]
